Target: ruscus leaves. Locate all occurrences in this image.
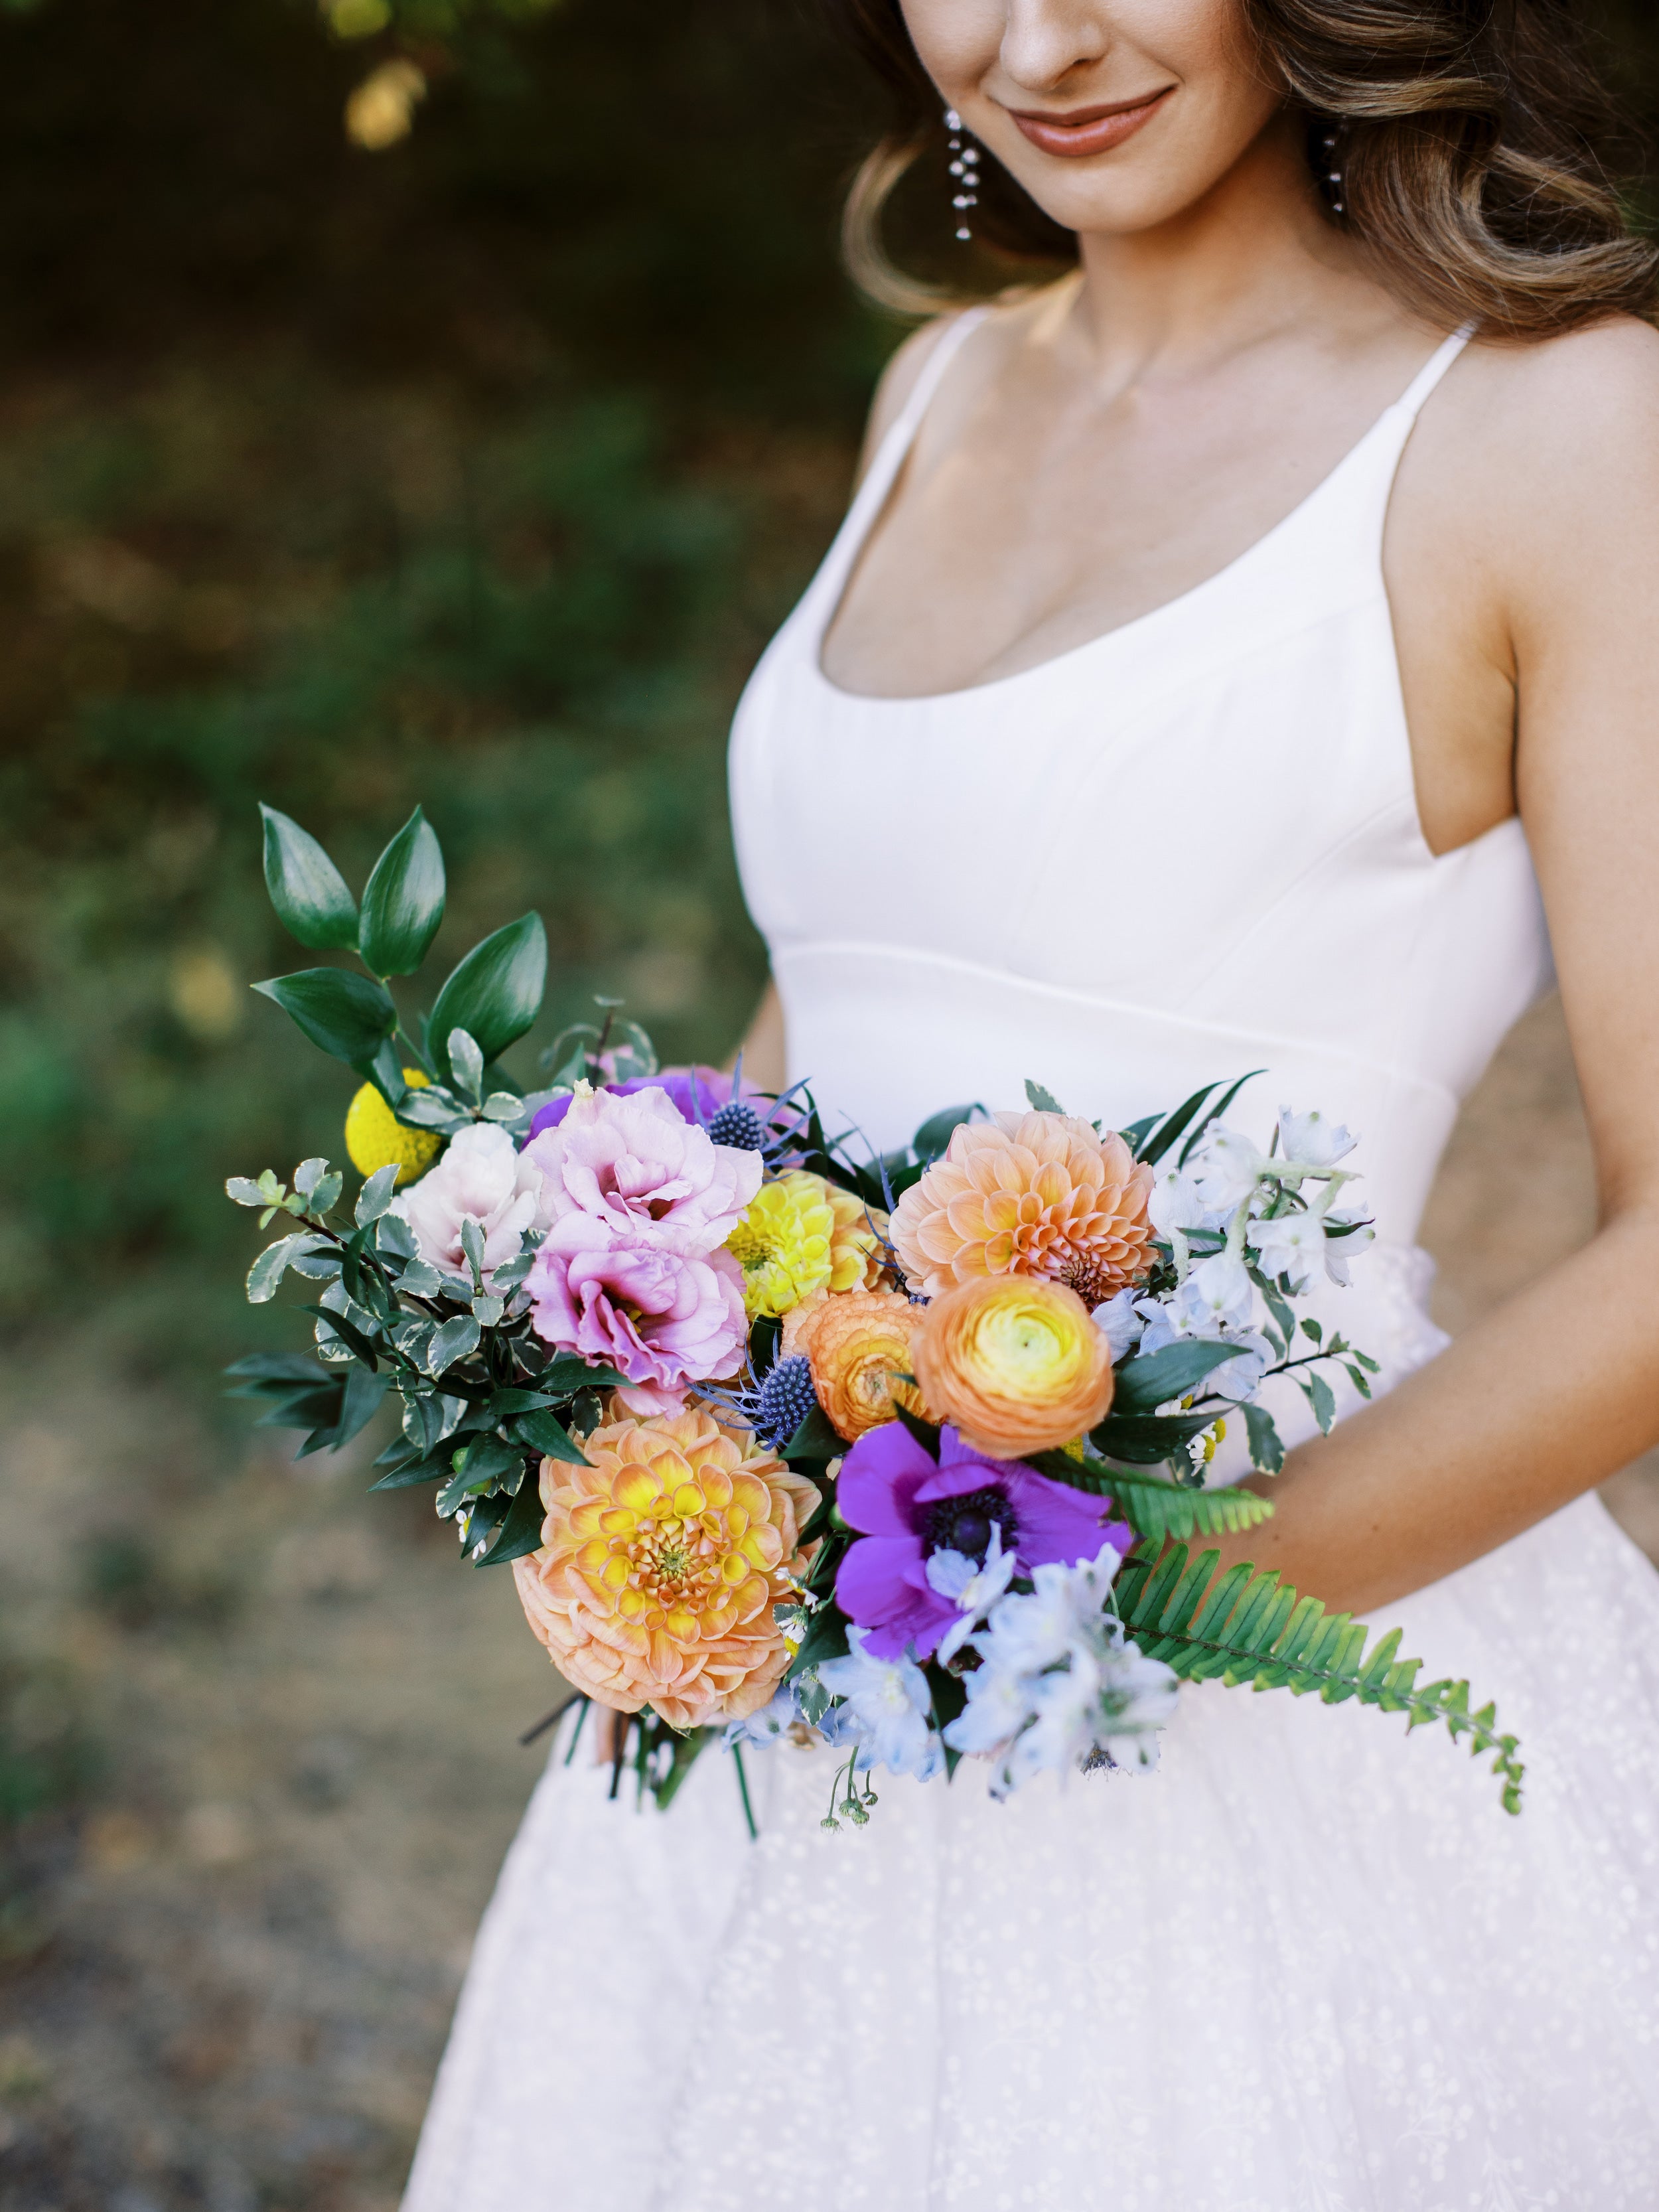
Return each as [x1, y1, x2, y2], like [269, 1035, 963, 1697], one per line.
[260, 804, 359, 951]
[358, 807, 447, 977]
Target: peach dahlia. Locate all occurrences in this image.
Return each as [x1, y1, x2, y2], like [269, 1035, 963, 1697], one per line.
[513, 1402, 819, 1730]
[890, 1110, 1155, 1305]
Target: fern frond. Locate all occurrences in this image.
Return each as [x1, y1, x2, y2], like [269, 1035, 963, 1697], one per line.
[1114, 1545, 1526, 1813]
[1028, 1451, 1276, 1541]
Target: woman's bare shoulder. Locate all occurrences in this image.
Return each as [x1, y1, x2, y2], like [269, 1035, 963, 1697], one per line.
[1402, 313, 1659, 619]
[853, 287, 1062, 486]
[1441, 315, 1659, 508]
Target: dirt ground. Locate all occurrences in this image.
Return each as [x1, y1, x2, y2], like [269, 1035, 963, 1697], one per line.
[1, 990, 1654, 2211]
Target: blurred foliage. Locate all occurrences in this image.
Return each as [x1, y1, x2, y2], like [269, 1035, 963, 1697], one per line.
[0, 0, 889, 1370]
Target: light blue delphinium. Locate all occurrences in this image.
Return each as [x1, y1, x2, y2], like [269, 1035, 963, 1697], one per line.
[724, 1679, 804, 1751]
[943, 1546, 1178, 1799]
[924, 1522, 1017, 1666]
[818, 1629, 944, 1783]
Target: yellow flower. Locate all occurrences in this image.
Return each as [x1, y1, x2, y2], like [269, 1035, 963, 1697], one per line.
[512, 1402, 820, 1730]
[911, 1274, 1115, 1460]
[794, 1289, 928, 1442]
[344, 1067, 439, 1187]
[725, 1169, 886, 1319]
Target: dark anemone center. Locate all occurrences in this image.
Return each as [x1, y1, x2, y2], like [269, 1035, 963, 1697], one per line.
[920, 1485, 1016, 1564]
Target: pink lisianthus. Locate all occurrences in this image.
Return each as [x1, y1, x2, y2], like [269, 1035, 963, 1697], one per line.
[524, 1213, 749, 1409]
[520, 1084, 760, 1258]
[388, 1124, 543, 1288]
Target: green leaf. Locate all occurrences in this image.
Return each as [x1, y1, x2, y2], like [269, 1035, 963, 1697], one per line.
[247, 1232, 326, 1304]
[448, 1029, 485, 1105]
[453, 1434, 524, 1489]
[1176, 1070, 1264, 1166]
[427, 1314, 481, 1378]
[355, 1163, 401, 1228]
[1112, 1545, 1525, 1812]
[1090, 1408, 1220, 1465]
[784, 1405, 845, 1462]
[535, 1353, 629, 1396]
[1023, 1079, 1065, 1114]
[1110, 1339, 1245, 1418]
[911, 1104, 980, 1164]
[1300, 1370, 1338, 1436]
[369, 1446, 455, 1491]
[358, 807, 446, 978]
[252, 968, 397, 1074]
[1242, 1402, 1286, 1473]
[427, 913, 547, 1080]
[790, 1601, 850, 1677]
[224, 1353, 330, 1390]
[511, 1407, 589, 1465]
[259, 804, 358, 952]
[334, 1363, 391, 1449]
[1132, 1079, 1226, 1167]
[474, 1473, 548, 1567]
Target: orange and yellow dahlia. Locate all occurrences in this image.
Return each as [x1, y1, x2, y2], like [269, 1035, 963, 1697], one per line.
[890, 1110, 1155, 1304]
[910, 1274, 1115, 1459]
[512, 1402, 819, 1728]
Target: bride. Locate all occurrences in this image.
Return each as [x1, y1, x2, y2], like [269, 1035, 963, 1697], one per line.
[405, 1, 1659, 2205]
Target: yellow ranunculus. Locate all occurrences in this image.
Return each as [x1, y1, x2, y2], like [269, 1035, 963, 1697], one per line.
[344, 1067, 440, 1187]
[910, 1274, 1114, 1459]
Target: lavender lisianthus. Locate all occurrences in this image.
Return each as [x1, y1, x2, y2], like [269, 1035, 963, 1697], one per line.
[523, 1214, 749, 1414]
[832, 1423, 1129, 1663]
[520, 1084, 760, 1258]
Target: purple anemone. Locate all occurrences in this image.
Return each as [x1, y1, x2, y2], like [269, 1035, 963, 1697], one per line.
[833, 1424, 1131, 1662]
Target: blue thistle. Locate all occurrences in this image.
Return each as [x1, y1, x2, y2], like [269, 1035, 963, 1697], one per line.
[753, 1355, 819, 1448]
[707, 1099, 768, 1151]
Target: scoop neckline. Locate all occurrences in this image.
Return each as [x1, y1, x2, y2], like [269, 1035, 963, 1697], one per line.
[810, 396, 1409, 713]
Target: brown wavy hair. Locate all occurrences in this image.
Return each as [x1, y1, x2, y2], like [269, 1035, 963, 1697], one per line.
[828, 0, 1658, 334]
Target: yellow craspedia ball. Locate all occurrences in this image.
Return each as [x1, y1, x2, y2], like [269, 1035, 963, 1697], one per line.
[344, 1067, 440, 1187]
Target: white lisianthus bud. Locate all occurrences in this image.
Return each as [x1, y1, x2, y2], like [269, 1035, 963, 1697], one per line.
[1147, 1164, 1209, 1238]
[1275, 1104, 1357, 1170]
[1188, 1126, 1267, 1213]
[1246, 1211, 1331, 1294]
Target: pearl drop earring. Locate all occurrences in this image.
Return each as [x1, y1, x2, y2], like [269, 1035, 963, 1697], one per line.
[944, 108, 980, 243]
[1321, 123, 1346, 219]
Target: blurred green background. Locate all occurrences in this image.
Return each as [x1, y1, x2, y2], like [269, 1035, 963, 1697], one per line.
[1, 4, 1657, 2207]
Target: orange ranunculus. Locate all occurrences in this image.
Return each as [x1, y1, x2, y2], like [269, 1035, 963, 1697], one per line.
[889, 1110, 1154, 1305]
[910, 1274, 1115, 1459]
[794, 1288, 928, 1442]
[512, 1402, 819, 1729]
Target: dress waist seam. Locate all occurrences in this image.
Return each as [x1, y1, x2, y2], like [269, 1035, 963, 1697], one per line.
[771, 938, 1461, 1114]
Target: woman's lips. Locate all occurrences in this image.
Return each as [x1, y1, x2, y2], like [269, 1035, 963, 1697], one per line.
[1008, 90, 1173, 160]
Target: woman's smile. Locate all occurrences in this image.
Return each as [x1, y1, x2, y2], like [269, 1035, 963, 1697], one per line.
[1006, 87, 1175, 159]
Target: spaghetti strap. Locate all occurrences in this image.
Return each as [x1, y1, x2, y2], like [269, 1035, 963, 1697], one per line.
[883, 307, 991, 453]
[1396, 323, 1476, 419]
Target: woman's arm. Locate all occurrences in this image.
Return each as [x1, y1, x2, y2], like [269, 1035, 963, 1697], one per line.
[1206, 319, 1659, 1617]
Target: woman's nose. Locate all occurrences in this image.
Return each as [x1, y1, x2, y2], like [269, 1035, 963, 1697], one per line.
[998, 0, 1111, 95]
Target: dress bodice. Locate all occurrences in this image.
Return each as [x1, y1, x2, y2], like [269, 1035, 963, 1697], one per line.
[730, 311, 1553, 1254]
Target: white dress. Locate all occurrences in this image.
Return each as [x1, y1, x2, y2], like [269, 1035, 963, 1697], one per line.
[404, 315, 1659, 2212]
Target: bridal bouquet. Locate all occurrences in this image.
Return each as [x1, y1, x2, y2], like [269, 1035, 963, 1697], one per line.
[228, 806, 1525, 1822]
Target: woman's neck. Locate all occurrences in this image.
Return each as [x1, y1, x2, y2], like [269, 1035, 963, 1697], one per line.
[1060, 115, 1382, 379]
